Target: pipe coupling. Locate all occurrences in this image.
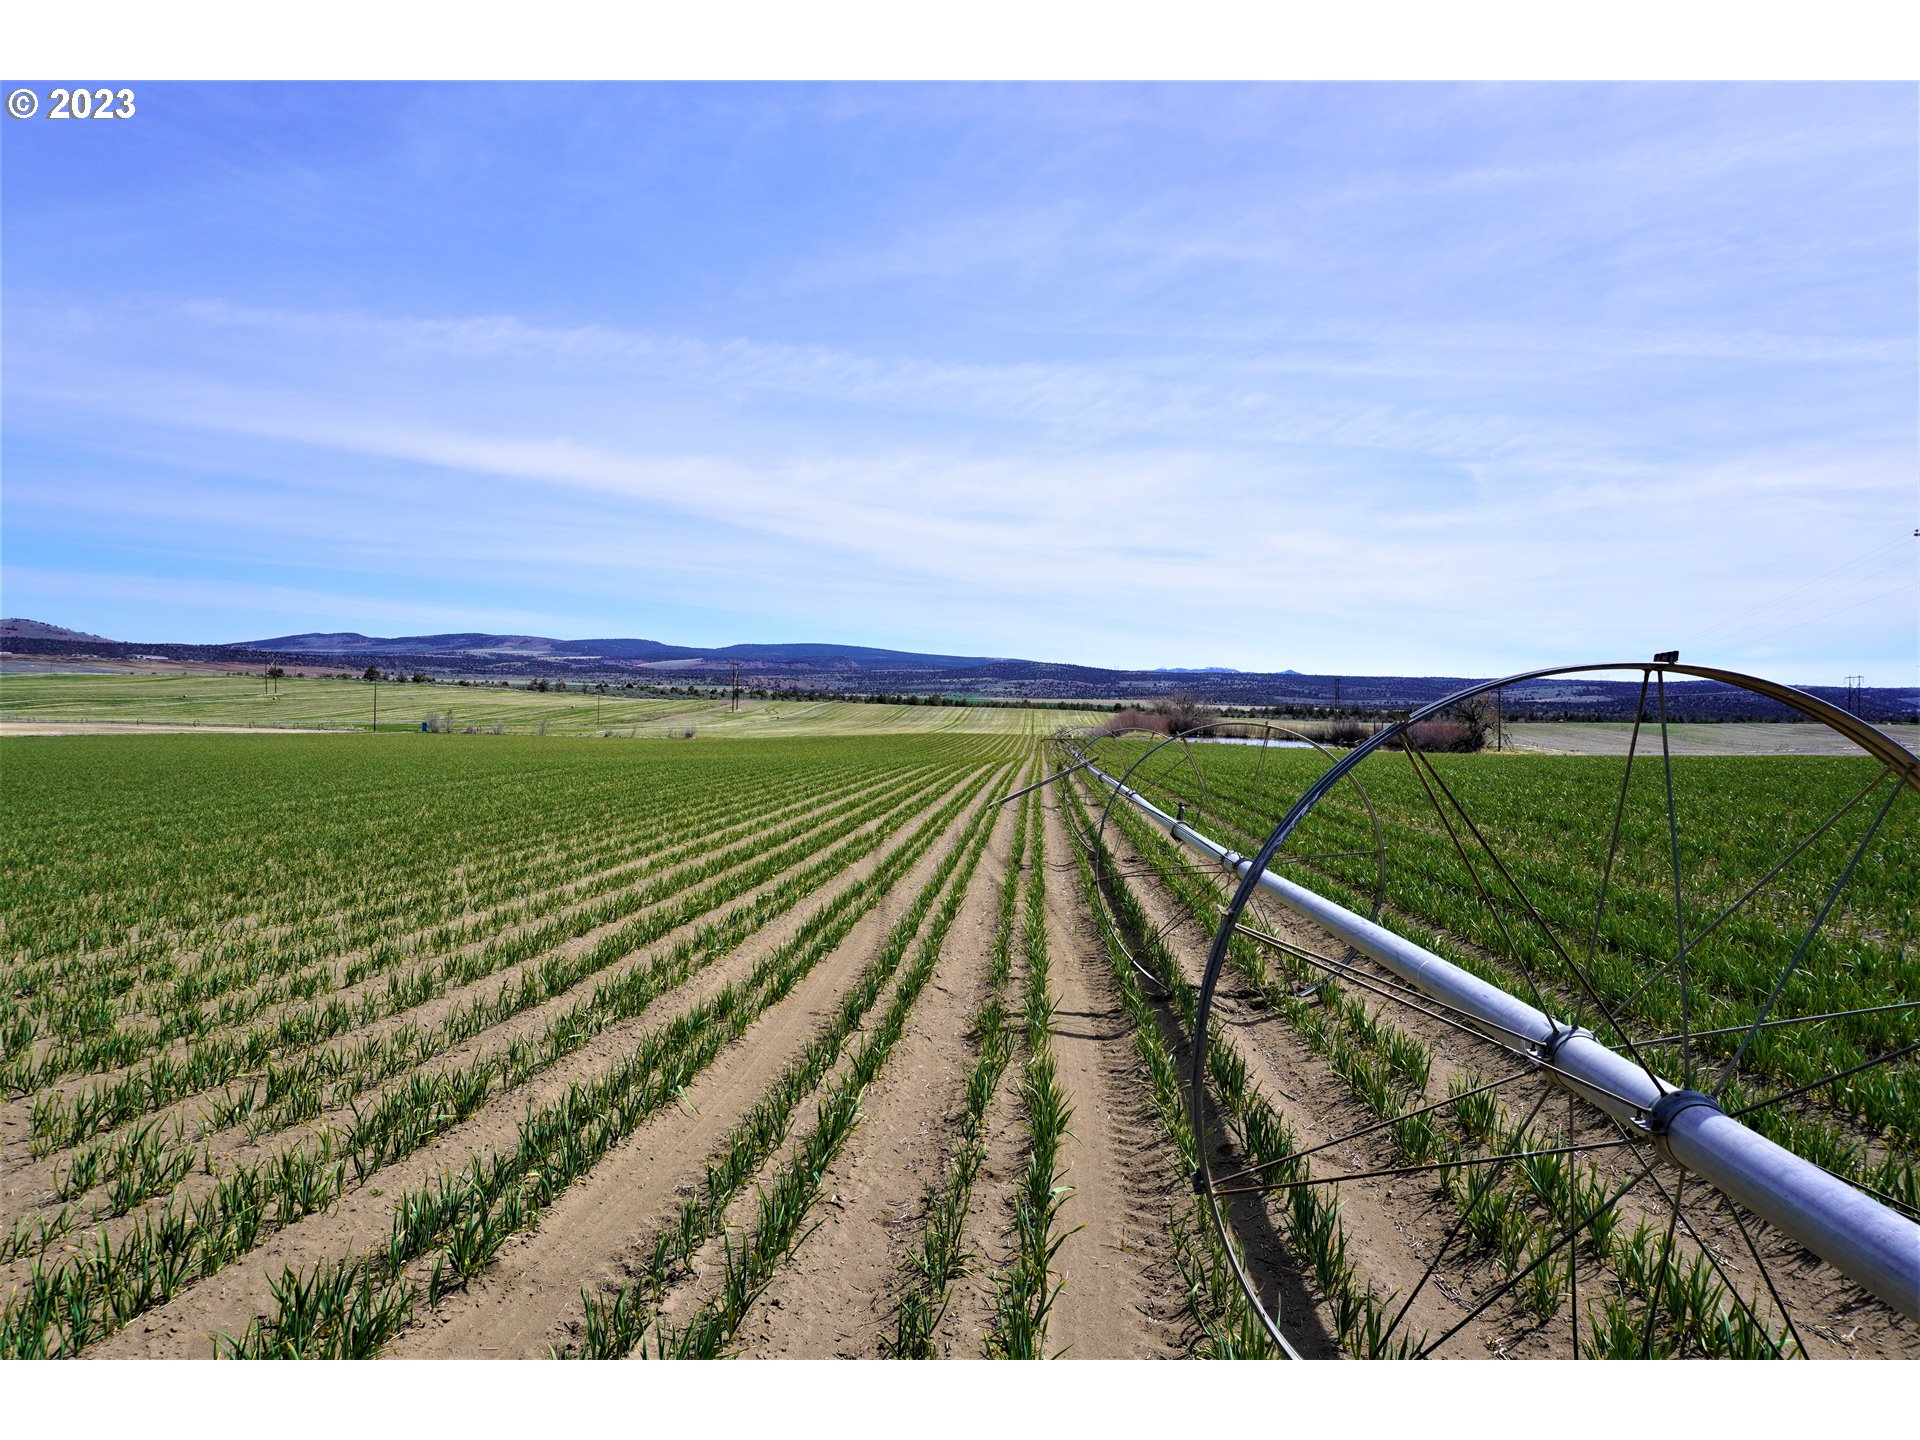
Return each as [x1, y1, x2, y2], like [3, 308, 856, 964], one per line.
[1535, 1022, 1592, 1065]
[1644, 1088, 1723, 1165]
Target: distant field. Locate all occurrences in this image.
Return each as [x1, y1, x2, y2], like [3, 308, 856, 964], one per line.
[0, 672, 1102, 739]
[1505, 720, 1920, 757]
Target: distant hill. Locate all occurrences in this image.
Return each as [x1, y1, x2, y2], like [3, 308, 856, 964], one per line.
[1152, 666, 1242, 674]
[245, 630, 1015, 671]
[5, 621, 1914, 724]
[1, 617, 117, 644]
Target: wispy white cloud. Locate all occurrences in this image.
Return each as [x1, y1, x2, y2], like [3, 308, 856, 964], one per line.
[4, 83, 1912, 677]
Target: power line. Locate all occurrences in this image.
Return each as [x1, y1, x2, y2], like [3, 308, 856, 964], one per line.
[1685, 531, 1914, 650]
[1703, 553, 1918, 655]
[1721, 576, 1918, 655]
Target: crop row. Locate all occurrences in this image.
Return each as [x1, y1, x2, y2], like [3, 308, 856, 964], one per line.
[885, 782, 1032, 1356]
[6, 757, 921, 1091]
[24, 752, 969, 1158]
[572, 761, 1009, 1358]
[225, 755, 1017, 1358]
[985, 791, 1075, 1357]
[0, 744, 1015, 1355]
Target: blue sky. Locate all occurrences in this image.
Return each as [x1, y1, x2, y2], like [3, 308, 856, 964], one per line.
[2, 82, 1914, 681]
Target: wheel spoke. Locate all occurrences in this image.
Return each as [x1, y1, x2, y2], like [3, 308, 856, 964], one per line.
[1639, 1171, 1685, 1358]
[1634, 997, 1920, 1049]
[1619, 766, 1895, 1015]
[1175, 735, 1210, 821]
[1230, 918, 1654, 1112]
[1376, 1084, 1556, 1354]
[1207, 1138, 1633, 1198]
[1401, 742, 1553, 1016]
[1209, 1064, 1536, 1188]
[1107, 861, 1239, 882]
[1726, 1039, 1920, 1121]
[1274, 850, 1386, 865]
[1712, 778, 1905, 1099]
[1405, 739, 1666, 1088]
[1152, 907, 1199, 950]
[1610, 1124, 1786, 1358]
[1568, 1088, 1580, 1358]
[1718, 1191, 1806, 1359]
[1415, 1168, 1648, 1357]
[1584, 670, 1650, 990]
[1235, 919, 1540, 1045]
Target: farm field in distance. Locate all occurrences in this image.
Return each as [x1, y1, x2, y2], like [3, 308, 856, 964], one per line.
[1, 722, 1915, 1359]
[1505, 721, 1920, 757]
[0, 671, 1104, 739]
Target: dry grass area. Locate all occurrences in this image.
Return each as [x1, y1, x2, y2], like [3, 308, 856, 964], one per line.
[1504, 721, 1919, 757]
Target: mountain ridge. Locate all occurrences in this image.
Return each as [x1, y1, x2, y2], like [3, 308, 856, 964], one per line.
[242, 630, 1022, 670]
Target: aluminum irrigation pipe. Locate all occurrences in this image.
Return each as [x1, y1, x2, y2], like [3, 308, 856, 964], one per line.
[1078, 759, 1920, 1323]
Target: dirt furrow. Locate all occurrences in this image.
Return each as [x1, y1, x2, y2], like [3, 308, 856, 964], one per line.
[1033, 792, 1187, 1359]
[732, 798, 1013, 1358]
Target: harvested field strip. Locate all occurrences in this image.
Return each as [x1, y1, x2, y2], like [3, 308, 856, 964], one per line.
[0, 741, 1016, 1356]
[222, 757, 1018, 1358]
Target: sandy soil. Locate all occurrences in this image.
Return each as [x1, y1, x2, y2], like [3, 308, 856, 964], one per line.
[1031, 791, 1187, 1358]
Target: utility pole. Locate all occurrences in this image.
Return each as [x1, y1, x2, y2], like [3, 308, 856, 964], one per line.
[372, 679, 378, 733]
[1844, 676, 1864, 717]
[730, 660, 741, 713]
[1332, 676, 1341, 711]
[1495, 687, 1504, 751]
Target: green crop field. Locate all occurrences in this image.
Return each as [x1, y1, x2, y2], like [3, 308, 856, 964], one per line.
[0, 670, 1104, 738]
[2, 725, 1914, 1360]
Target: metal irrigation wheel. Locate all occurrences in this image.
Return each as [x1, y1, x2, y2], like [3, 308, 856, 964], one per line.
[1183, 663, 1920, 1359]
[1073, 721, 1386, 1000]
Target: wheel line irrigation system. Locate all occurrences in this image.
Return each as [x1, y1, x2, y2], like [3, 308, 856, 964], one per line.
[1034, 660, 1920, 1357]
